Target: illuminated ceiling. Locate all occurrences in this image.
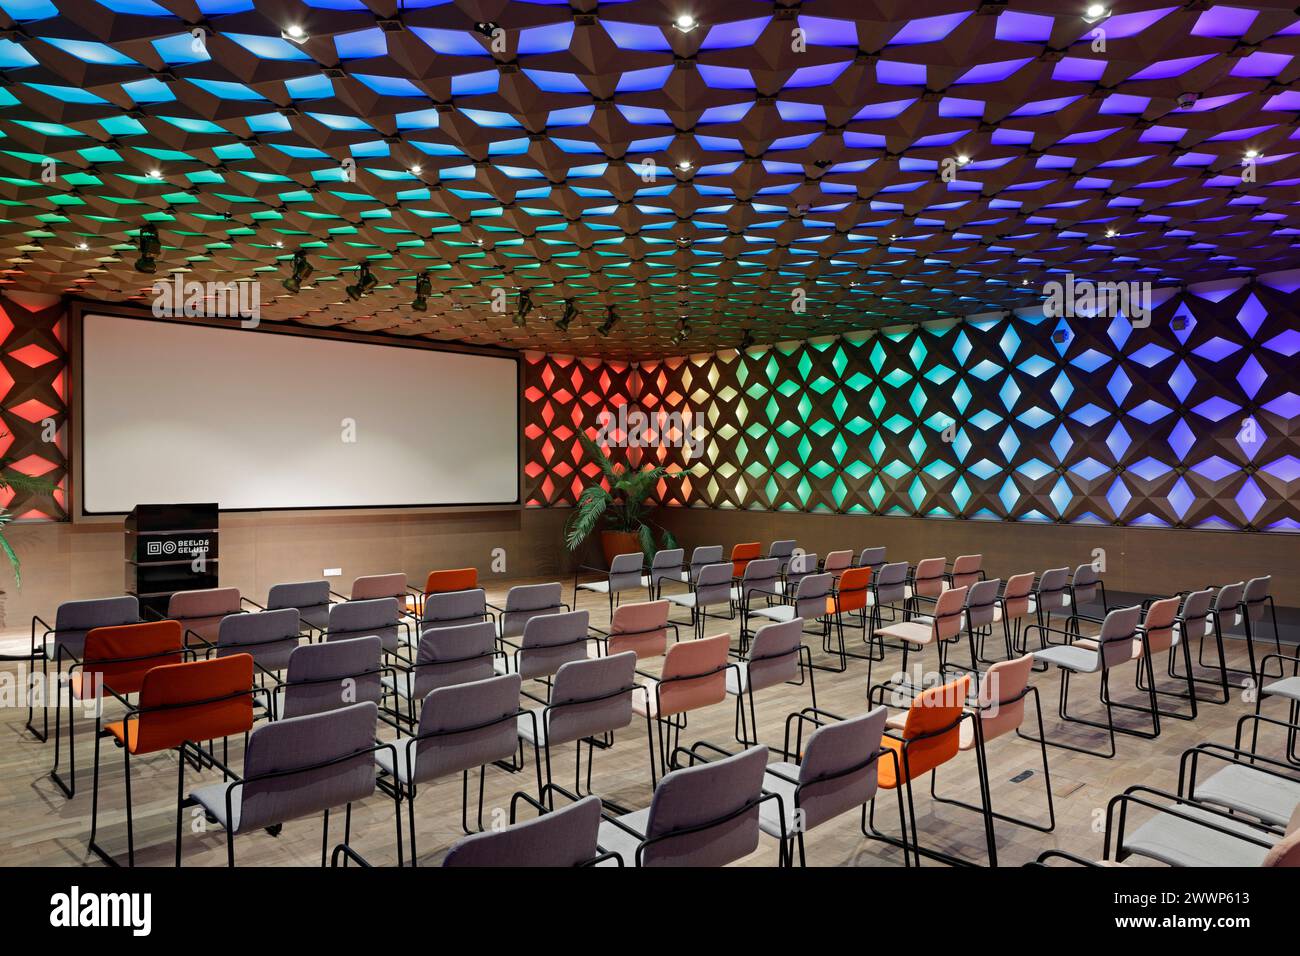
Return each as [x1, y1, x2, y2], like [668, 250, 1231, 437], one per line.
[0, 0, 1297, 358]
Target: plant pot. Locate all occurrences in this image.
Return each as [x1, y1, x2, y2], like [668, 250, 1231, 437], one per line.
[600, 530, 642, 569]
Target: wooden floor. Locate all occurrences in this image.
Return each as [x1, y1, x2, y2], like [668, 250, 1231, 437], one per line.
[0, 578, 1290, 868]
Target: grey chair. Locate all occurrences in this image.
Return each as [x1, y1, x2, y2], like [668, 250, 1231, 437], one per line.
[761, 705, 902, 866]
[857, 547, 887, 573]
[1065, 563, 1109, 623]
[261, 581, 331, 638]
[597, 745, 776, 867]
[960, 577, 1004, 671]
[416, 587, 489, 639]
[823, 549, 854, 579]
[496, 608, 591, 694]
[209, 607, 302, 675]
[573, 551, 645, 621]
[491, 582, 567, 641]
[443, 790, 614, 866]
[182, 701, 401, 867]
[726, 618, 816, 746]
[1230, 575, 1284, 688]
[276, 635, 385, 721]
[1023, 567, 1071, 666]
[659, 544, 724, 597]
[663, 562, 735, 639]
[1030, 605, 1154, 758]
[377, 673, 540, 864]
[27, 595, 141, 741]
[747, 571, 834, 673]
[642, 548, 685, 600]
[731, 556, 783, 652]
[518, 651, 637, 796]
[767, 539, 797, 575]
[386, 621, 498, 728]
[781, 551, 818, 596]
[326, 596, 407, 658]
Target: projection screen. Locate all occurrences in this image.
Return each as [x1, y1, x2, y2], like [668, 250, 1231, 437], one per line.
[80, 314, 520, 513]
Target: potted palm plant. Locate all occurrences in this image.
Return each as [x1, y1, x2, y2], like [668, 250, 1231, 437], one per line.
[564, 433, 681, 566]
[0, 440, 59, 590]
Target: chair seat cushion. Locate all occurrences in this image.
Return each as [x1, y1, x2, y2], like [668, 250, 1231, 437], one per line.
[1191, 764, 1300, 828]
[664, 593, 698, 609]
[726, 663, 749, 696]
[189, 782, 243, 832]
[1033, 644, 1101, 673]
[749, 605, 796, 624]
[874, 621, 933, 646]
[597, 809, 650, 865]
[1262, 675, 1300, 703]
[578, 581, 611, 594]
[758, 765, 801, 837]
[1121, 804, 1274, 867]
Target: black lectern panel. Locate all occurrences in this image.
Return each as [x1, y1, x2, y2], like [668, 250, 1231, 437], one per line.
[125, 503, 219, 618]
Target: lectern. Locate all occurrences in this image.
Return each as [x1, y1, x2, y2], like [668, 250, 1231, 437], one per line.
[125, 503, 219, 618]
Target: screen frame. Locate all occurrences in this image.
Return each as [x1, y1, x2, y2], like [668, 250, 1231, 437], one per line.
[70, 301, 524, 521]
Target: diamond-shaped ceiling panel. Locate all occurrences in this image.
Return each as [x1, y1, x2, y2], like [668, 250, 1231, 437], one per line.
[0, 0, 1298, 358]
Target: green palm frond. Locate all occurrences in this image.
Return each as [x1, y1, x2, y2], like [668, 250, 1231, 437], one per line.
[577, 432, 620, 485]
[0, 470, 58, 496]
[564, 485, 612, 551]
[0, 510, 19, 588]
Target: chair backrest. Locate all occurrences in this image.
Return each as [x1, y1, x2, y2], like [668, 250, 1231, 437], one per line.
[792, 571, 834, 621]
[82, 620, 184, 698]
[1097, 606, 1143, 669]
[51, 595, 141, 658]
[1241, 576, 1271, 622]
[500, 582, 565, 639]
[784, 552, 818, 591]
[823, 550, 853, 574]
[1179, 587, 1215, 623]
[1036, 567, 1070, 613]
[1071, 564, 1100, 605]
[834, 566, 872, 614]
[350, 573, 406, 602]
[267, 581, 331, 632]
[424, 568, 478, 595]
[897, 675, 971, 782]
[767, 539, 796, 573]
[443, 795, 603, 867]
[912, 558, 947, 599]
[327, 597, 400, 653]
[1002, 572, 1035, 621]
[875, 561, 909, 605]
[797, 706, 889, 832]
[951, 554, 982, 591]
[545, 651, 637, 746]
[607, 552, 645, 592]
[217, 608, 301, 672]
[931, 585, 968, 641]
[413, 621, 497, 698]
[694, 563, 735, 609]
[858, 547, 886, 572]
[745, 618, 803, 692]
[237, 701, 379, 833]
[1262, 828, 1300, 868]
[168, 587, 241, 643]
[737, 557, 781, 603]
[656, 634, 729, 717]
[607, 600, 671, 660]
[411, 674, 522, 784]
[515, 609, 590, 680]
[281, 636, 383, 720]
[648, 549, 685, 587]
[1212, 581, 1245, 617]
[641, 746, 768, 867]
[1142, 597, 1181, 655]
[976, 654, 1035, 742]
[964, 578, 1001, 629]
[688, 545, 724, 580]
[133, 654, 255, 755]
[421, 588, 487, 633]
[730, 541, 761, 578]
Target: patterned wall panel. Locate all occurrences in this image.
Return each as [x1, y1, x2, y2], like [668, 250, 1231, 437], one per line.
[0, 291, 67, 520]
[525, 282, 1299, 533]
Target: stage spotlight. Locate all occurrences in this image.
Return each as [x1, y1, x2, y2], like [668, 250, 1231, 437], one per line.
[345, 262, 378, 301]
[514, 288, 534, 327]
[134, 223, 161, 273]
[411, 270, 431, 311]
[598, 305, 619, 336]
[671, 318, 690, 346]
[739, 328, 755, 351]
[282, 249, 314, 293]
[556, 298, 578, 332]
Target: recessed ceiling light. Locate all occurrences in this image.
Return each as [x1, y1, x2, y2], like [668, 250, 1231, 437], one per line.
[1084, 4, 1107, 21]
[76, 242, 88, 251]
[149, 169, 161, 178]
[1244, 148, 1258, 159]
[284, 24, 306, 41]
[677, 160, 693, 171]
[409, 164, 423, 175]
[675, 13, 697, 32]
[956, 154, 970, 165]
[1105, 229, 1116, 238]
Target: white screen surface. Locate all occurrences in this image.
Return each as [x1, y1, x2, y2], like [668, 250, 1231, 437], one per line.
[81, 314, 519, 513]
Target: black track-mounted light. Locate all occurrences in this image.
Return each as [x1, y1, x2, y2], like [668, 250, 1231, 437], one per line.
[282, 249, 313, 293]
[134, 223, 161, 273]
[345, 262, 378, 301]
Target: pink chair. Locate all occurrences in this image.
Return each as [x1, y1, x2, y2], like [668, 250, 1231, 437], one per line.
[346, 573, 408, 603]
[949, 554, 983, 591]
[873, 585, 968, 689]
[633, 634, 733, 787]
[905, 557, 948, 614]
[590, 600, 678, 662]
[167, 587, 244, 648]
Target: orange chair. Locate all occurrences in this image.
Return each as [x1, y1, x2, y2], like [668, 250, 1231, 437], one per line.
[409, 568, 479, 615]
[89, 654, 255, 867]
[866, 674, 996, 866]
[730, 542, 761, 579]
[53, 621, 184, 799]
[633, 634, 733, 787]
[822, 566, 873, 672]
